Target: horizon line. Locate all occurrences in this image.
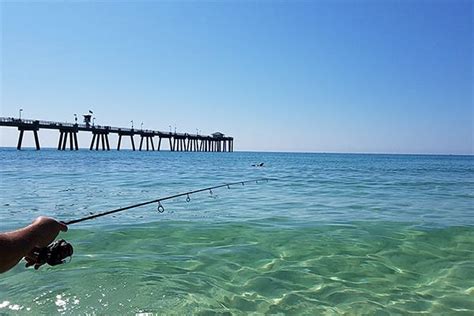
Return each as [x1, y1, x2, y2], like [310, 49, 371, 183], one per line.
[0, 146, 472, 157]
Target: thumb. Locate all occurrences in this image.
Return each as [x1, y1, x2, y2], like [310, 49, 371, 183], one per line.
[58, 221, 68, 232]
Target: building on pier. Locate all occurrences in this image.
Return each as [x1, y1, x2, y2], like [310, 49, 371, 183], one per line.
[83, 114, 92, 127]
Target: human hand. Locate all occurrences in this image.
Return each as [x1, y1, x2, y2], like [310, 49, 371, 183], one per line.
[24, 217, 68, 268]
[29, 216, 68, 248]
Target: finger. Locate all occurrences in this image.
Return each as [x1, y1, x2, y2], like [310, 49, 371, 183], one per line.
[26, 251, 39, 261]
[24, 255, 38, 268]
[58, 221, 68, 232]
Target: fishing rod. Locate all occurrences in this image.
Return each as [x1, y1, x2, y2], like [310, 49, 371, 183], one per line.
[65, 178, 270, 225]
[29, 178, 271, 270]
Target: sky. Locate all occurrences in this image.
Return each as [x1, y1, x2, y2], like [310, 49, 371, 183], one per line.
[0, 0, 472, 154]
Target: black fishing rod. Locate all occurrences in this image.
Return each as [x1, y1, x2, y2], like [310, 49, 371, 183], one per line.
[29, 178, 271, 270]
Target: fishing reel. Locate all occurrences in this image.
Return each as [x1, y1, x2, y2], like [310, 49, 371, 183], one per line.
[26, 239, 73, 270]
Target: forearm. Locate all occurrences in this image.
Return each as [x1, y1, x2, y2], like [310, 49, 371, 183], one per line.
[0, 225, 38, 273]
[0, 217, 68, 273]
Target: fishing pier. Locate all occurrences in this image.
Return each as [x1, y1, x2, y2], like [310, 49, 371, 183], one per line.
[0, 116, 234, 152]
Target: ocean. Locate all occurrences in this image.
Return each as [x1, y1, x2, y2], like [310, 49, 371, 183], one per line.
[0, 149, 473, 314]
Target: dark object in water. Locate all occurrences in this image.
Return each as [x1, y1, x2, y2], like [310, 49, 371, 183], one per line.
[252, 163, 264, 167]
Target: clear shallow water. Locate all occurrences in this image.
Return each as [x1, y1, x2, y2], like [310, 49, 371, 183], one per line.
[0, 149, 473, 314]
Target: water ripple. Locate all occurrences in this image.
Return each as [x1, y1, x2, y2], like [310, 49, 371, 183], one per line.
[0, 150, 473, 314]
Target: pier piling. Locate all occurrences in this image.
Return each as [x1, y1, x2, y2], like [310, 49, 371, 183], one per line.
[16, 122, 40, 150]
[91, 130, 110, 151]
[58, 126, 79, 150]
[17, 130, 24, 150]
[117, 130, 135, 151]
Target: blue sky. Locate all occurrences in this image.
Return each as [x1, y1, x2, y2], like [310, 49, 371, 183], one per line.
[1, 0, 472, 154]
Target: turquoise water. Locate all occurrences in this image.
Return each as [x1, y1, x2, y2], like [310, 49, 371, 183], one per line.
[1, 149, 473, 314]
